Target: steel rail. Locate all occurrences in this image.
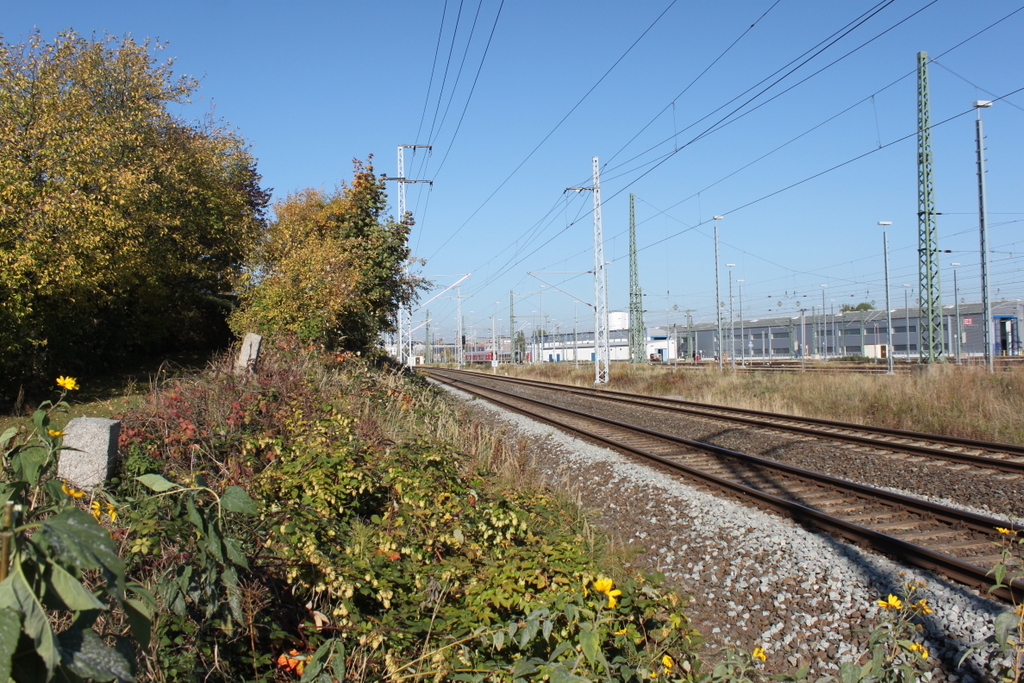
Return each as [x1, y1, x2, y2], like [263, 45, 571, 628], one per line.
[428, 368, 1024, 472]
[427, 370, 1024, 603]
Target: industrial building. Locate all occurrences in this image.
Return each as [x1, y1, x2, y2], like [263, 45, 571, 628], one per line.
[530, 300, 1022, 363]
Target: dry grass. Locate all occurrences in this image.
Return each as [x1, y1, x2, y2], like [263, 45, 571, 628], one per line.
[484, 362, 1024, 445]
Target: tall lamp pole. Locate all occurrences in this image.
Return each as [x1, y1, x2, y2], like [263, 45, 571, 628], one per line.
[737, 279, 745, 365]
[879, 221, 895, 375]
[902, 285, 912, 360]
[974, 100, 994, 373]
[727, 263, 736, 367]
[713, 216, 724, 371]
[951, 263, 962, 364]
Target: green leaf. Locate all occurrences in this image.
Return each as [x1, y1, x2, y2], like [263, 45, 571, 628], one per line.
[1, 426, 16, 449]
[223, 537, 249, 569]
[839, 661, 863, 683]
[0, 570, 58, 677]
[35, 508, 126, 599]
[57, 627, 134, 682]
[220, 485, 257, 515]
[0, 607, 20, 683]
[13, 446, 47, 486]
[493, 629, 505, 651]
[299, 640, 334, 683]
[222, 566, 243, 623]
[579, 628, 599, 664]
[994, 610, 1019, 649]
[46, 563, 106, 611]
[136, 474, 180, 492]
[124, 600, 151, 651]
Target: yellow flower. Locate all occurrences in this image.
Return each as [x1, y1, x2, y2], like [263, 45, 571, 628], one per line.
[56, 376, 79, 391]
[908, 642, 928, 659]
[614, 627, 628, 635]
[996, 527, 1014, 535]
[911, 599, 933, 615]
[593, 578, 614, 594]
[662, 654, 674, 670]
[607, 590, 622, 608]
[48, 429, 64, 437]
[877, 594, 903, 610]
[106, 503, 118, 523]
[90, 500, 101, 521]
[752, 647, 767, 662]
[62, 483, 84, 498]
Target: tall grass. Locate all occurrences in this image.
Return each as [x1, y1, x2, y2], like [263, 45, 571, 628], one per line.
[490, 362, 1024, 444]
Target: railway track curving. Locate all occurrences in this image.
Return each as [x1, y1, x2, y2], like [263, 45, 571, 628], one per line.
[423, 367, 1024, 603]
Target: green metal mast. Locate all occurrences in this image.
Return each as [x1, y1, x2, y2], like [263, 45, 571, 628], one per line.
[917, 51, 943, 362]
[628, 193, 645, 363]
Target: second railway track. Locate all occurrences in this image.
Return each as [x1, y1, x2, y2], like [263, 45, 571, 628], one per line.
[423, 367, 1024, 603]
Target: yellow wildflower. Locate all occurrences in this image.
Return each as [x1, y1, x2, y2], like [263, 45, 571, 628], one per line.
[752, 647, 767, 662]
[607, 590, 622, 608]
[996, 527, 1014, 535]
[56, 376, 79, 391]
[908, 642, 928, 659]
[593, 578, 614, 594]
[911, 599, 933, 615]
[62, 483, 84, 498]
[662, 654, 674, 670]
[90, 500, 101, 521]
[877, 594, 903, 610]
[614, 627, 628, 635]
[106, 503, 118, 523]
[48, 429, 64, 437]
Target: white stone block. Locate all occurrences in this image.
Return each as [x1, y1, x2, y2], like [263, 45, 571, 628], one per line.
[57, 417, 121, 491]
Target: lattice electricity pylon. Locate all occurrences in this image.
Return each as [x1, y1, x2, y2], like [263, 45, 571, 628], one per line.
[916, 52, 943, 363]
[568, 158, 610, 384]
[628, 194, 645, 363]
[391, 144, 432, 365]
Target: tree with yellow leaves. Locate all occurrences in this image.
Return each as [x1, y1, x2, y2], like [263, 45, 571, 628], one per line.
[0, 30, 269, 390]
[230, 157, 426, 351]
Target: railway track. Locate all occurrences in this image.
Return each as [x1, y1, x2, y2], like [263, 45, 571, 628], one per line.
[423, 367, 1024, 603]
[431, 368, 1024, 475]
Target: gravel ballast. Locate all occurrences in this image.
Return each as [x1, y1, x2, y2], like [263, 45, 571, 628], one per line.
[436, 380, 1015, 682]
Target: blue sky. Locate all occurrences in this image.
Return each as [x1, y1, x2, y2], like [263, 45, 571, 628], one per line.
[5, 1, 1023, 343]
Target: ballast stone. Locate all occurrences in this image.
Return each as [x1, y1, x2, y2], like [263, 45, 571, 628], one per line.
[57, 417, 120, 491]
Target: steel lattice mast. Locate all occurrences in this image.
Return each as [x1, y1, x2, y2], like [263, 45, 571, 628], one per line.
[628, 193, 645, 363]
[592, 158, 610, 383]
[916, 52, 943, 363]
[393, 144, 432, 364]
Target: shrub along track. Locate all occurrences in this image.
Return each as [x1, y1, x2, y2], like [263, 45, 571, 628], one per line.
[423, 368, 1024, 604]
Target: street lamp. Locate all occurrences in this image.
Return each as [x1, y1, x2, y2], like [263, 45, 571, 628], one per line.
[878, 221, 894, 375]
[713, 216, 724, 371]
[951, 263, 962, 364]
[974, 100, 994, 373]
[727, 263, 736, 367]
[737, 279, 745, 365]
[902, 285, 912, 360]
[820, 285, 828, 360]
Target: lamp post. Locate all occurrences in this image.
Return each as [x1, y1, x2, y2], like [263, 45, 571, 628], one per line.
[737, 279, 745, 365]
[713, 216, 724, 371]
[974, 100, 994, 373]
[727, 263, 736, 367]
[820, 285, 828, 360]
[951, 263, 962, 364]
[902, 285, 912, 360]
[879, 221, 894, 375]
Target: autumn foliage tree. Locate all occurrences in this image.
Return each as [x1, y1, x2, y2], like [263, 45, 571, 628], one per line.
[0, 30, 269, 389]
[230, 158, 425, 350]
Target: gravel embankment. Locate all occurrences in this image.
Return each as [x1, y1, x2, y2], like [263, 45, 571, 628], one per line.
[435, 379, 1016, 683]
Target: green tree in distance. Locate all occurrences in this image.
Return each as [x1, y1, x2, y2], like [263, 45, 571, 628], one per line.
[231, 158, 426, 350]
[841, 302, 876, 312]
[0, 30, 269, 388]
